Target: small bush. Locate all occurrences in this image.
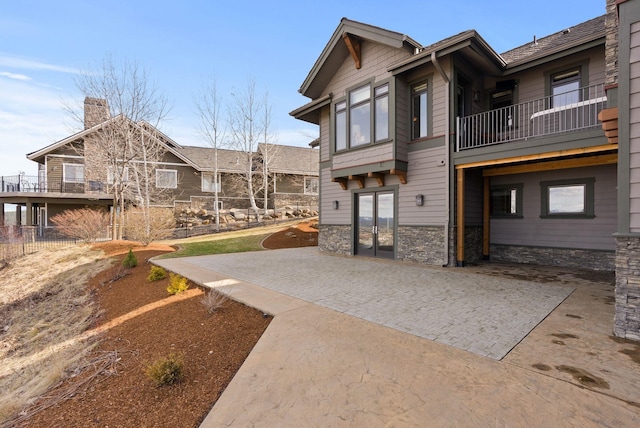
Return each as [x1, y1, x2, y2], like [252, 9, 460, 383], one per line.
[122, 249, 138, 268]
[145, 353, 185, 387]
[167, 273, 189, 295]
[201, 289, 228, 314]
[147, 266, 167, 282]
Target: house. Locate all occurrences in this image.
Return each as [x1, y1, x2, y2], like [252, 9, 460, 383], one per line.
[291, 0, 640, 339]
[0, 97, 319, 233]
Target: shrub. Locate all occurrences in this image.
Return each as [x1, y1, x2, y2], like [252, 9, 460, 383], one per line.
[144, 353, 185, 387]
[50, 208, 109, 243]
[124, 206, 176, 246]
[201, 289, 228, 314]
[122, 249, 138, 268]
[147, 266, 167, 282]
[167, 273, 189, 295]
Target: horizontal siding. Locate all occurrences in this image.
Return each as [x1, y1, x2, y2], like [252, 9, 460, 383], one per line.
[490, 164, 617, 251]
[332, 142, 394, 171]
[631, 21, 640, 232]
[320, 107, 330, 162]
[465, 169, 483, 226]
[398, 146, 446, 225]
[319, 167, 351, 225]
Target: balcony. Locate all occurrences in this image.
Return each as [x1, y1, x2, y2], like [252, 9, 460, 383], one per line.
[0, 175, 107, 194]
[456, 84, 607, 151]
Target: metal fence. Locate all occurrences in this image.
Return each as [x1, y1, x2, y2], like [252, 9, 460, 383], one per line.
[0, 226, 85, 265]
[456, 83, 606, 151]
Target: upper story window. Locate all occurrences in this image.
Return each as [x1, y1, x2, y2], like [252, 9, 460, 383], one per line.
[551, 69, 580, 107]
[156, 169, 177, 189]
[412, 82, 428, 140]
[107, 166, 129, 184]
[334, 82, 389, 152]
[63, 163, 84, 183]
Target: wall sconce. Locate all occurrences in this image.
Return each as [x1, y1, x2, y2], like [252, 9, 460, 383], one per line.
[333, 200, 339, 210]
[415, 194, 424, 206]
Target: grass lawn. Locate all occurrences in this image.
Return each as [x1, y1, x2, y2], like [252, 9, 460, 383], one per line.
[158, 233, 269, 258]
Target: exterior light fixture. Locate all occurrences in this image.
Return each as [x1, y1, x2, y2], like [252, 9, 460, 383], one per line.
[415, 194, 424, 206]
[333, 200, 339, 210]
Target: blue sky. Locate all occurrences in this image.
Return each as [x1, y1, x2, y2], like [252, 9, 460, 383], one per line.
[0, 0, 605, 176]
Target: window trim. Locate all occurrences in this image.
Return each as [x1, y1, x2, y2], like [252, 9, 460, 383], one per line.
[202, 172, 221, 193]
[544, 60, 589, 107]
[409, 75, 433, 142]
[155, 169, 177, 189]
[62, 163, 84, 183]
[332, 79, 392, 153]
[540, 177, 595, 219]
[490, 183, 523, 218]
[107, 165, 129, 185]
[304, 177, 319, 195]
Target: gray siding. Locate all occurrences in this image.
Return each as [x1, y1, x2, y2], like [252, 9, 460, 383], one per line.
[397, 146, 446, 225]
[319, 167, 350, 225]
[465, 169, 483, 227]
[319, 107, 330, 163]
[332, 142, 394, 171]
[490, 164, 617, 251]
[630, 21, 640, 232]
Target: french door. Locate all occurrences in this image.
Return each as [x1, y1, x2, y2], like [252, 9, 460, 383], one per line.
[356, 191, 395, 259]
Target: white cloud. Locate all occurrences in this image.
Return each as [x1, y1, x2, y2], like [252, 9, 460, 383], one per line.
[0, 53, 78, 74]
[0, 71, 31, 81]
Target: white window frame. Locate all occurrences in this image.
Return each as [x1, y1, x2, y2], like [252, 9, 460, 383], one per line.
[155, 169, 177, 189]
[202, 172, 221, 193]
[63, 163, 84, 183]
[304, 177, 319, 195]
[107, 165, 129, 184]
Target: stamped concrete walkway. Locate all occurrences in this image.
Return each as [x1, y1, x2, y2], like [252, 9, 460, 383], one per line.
[153, 248, 640, 427]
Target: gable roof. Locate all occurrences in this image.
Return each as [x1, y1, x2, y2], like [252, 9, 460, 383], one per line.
[501, 15, 606, 69]
[173, 146, 247, 173]
[299, 18, 420, 99]
[258, 144, 318, 175]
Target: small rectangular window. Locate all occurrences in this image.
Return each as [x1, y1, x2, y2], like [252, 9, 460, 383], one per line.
[490, 184, 523, 217]
[63, 163, 84, 183]
[540, 178, 594, 218]
[551, 69, 580, 107]
[107, 166, 129, 184]
[412, 82, 428, 140]
[156, 169, 177, 189]
[304, 177, 319, 194]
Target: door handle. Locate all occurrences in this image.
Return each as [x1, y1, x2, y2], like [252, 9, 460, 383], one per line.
[372, 225, 378, 234]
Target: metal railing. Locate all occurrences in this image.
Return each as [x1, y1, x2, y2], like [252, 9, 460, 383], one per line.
[0, 175, 106, 194]
[456, 83, 606, 151]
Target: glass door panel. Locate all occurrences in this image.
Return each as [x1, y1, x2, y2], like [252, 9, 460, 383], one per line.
[357, 193, 375, 257]
[376, 192, 394, 258]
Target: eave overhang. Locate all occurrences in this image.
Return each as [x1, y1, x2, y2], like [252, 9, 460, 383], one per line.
[289, 94, 332, 125]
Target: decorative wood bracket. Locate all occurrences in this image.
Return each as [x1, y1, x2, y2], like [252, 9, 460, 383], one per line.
[598, 107, 618, 144]
[332, 177, 348, 190]
[390, 169, 407, 184]
[342, 33, 361, 70]
[368, 172, 385, 187]
[349, 175, 366, 188]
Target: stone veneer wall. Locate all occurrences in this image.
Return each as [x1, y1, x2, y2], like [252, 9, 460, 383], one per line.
[318, 224, 351, 255]
[447, 226, 483, 266]
[490, 244, 615, 271]
[270, 193, 318, 211]
[397, 226, 445, 265]
[614, 237, 640, 340]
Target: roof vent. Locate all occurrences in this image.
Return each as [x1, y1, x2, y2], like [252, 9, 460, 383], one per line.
[563, 28, 571, 34]
[533, 35, 538, 46]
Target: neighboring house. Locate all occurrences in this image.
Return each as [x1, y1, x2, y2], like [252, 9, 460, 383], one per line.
[0, 97, 318, 231]
[291, 0, 640, 339]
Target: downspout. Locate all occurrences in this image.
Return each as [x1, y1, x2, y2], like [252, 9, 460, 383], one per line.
[431, 51, 451, 267]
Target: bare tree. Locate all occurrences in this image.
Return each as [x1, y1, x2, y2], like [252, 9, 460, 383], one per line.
[67, 55, 171, 240]
[227, 80, 275, 221]
[195, 78, 225, 230]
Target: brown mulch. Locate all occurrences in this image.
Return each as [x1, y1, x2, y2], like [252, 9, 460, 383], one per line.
[16, 221, 318, 428]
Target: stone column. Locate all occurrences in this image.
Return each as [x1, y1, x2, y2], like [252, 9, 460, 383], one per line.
[614, 237, 640, 341]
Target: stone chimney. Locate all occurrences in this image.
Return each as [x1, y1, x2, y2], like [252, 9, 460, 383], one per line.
[83, 97, 110, 129]
[605, 0, 619, 87]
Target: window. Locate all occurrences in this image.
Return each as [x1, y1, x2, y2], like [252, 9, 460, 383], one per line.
[490, 184, 523, 217]
[334, 82, 389, 152]
[202, 173, 221, 192]
[304, 177, 319, 194]
[551, 69, 581, 107]
[335, 101, 347, 151]
[63, 163, 84, 183]
[540, 178, 594, 218]
[412, 82, 428, 140]
[156, 169, 177, 189]
[107, 166, 129, 184]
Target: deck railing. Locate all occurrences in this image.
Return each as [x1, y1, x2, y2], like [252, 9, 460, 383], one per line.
[0, 175, 106, 194]
[456, 83, 606, 151]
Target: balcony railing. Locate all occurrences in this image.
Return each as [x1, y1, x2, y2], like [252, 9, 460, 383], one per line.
[0, 175, 106, 194]
[456, 83, 606, 151]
